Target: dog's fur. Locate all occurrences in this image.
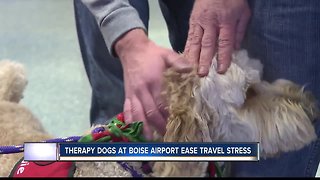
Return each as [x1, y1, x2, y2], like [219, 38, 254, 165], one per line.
[152, 50, 319, 176]
[1, 50, 319, 177]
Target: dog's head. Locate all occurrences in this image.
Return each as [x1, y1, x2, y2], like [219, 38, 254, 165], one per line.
[0, 60, 27, 103]
[197, 50, 263, 109]
[162, 50, 263, 143]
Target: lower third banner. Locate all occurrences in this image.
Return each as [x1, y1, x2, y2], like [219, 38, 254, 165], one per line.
[52, 142, 258, 161]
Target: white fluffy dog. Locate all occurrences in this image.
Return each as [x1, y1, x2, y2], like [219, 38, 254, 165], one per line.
[153, 49, 319, 176]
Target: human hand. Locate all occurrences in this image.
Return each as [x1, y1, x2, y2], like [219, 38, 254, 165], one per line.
[115, 29, 192, 140]
[184, 0, 251, 76]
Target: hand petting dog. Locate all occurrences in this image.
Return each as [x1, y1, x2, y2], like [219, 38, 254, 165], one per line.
[184, 0, 251, 76]
[115, 29, 192, 140]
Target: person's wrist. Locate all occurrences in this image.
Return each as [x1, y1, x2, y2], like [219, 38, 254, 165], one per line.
[114, 28, 149, 59]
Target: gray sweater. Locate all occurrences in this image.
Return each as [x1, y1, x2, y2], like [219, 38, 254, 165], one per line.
[81, 0, 147, 56]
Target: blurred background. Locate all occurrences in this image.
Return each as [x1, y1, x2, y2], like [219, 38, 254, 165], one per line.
[0, 0, 318, 176]
[0, 0, 170, 138]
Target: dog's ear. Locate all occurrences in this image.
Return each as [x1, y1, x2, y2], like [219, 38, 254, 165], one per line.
[0, 60, 27, 103]
[154, 68, 210, 177]
[271, 79, 320, 120]
[162, 68, 201, 142]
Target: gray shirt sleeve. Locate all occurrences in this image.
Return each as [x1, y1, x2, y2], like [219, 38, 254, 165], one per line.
[81, 0, 147, 56]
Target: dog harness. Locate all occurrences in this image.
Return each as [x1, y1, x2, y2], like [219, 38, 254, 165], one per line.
[7, 113, 222, 177]
[10, 159, 75, 177]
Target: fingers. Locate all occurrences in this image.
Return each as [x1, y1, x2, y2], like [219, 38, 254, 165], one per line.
[130, 96, 154, 140]
[235, 9, 251, 49]
[137, 87, 167, 136]
[156, 100, 169, 122]
[149, 82, 170, 121]
[184, 0, 251, 75]
[198, 26, 218, 77]
[217, 23, 236, 74]
[124, 89, 167, 140]
[164, 51, 193, 73]
[184, 23, 204, 65]
[123, 98, 133, 123]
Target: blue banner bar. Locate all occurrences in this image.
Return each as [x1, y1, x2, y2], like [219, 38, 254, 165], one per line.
[58, 142, 259, 161]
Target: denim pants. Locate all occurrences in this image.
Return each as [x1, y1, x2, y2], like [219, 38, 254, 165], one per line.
[230, 0, 320, 177]
[73, 0, 320, 177]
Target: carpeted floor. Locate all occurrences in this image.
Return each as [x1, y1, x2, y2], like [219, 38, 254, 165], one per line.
[0, 0, 318, 177]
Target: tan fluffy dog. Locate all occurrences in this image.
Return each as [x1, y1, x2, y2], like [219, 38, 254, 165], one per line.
[0, 60, 52, 176]
[1, 49, 319, 177]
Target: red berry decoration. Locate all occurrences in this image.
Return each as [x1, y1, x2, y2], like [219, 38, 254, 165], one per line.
[117, 112, 125, 123]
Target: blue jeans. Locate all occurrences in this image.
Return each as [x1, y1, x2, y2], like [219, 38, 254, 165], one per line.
[73, 0, 320, 177]
[230, 0, 320, 177]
